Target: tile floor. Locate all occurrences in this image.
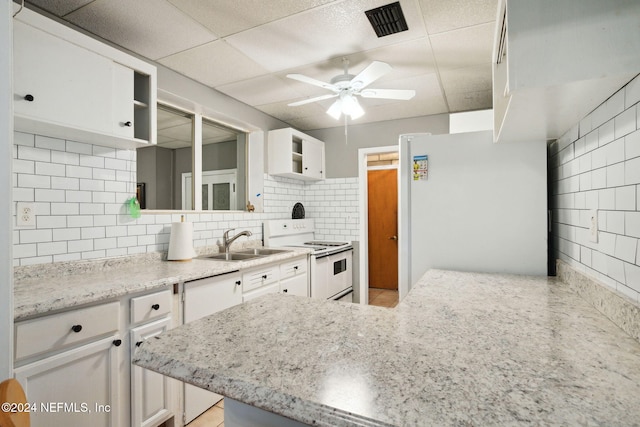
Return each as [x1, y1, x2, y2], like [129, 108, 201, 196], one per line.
[368, 288, 399, 308]
[187, 398, 224, 427]
[186, 290, 398, 426]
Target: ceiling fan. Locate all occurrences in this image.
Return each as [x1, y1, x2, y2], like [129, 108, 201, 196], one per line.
[286, 58, 416, 120]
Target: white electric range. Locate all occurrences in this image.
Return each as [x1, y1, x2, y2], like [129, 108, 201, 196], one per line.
[263, 219, 353, 302]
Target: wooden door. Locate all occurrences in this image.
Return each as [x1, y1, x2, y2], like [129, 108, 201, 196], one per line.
[367, 169, 398, 290]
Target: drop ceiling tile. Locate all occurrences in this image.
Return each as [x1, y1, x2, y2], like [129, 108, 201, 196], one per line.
[446, 89, 492, 112]
[216, 75, 304, 106]
[158, 41, 269, 87]
[225, 0, 428, 72]
[429, 22, 495, 70]
[64, 0, 217, 60]
[26, 0, 94, 16]
[257, 101, 328, 122]
[419, 0, 499, 35]
[439, 64, 492, 95]
[167, 0, 337, 37]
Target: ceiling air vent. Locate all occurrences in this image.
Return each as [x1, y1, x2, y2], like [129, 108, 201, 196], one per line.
[365, 2, 409, 38]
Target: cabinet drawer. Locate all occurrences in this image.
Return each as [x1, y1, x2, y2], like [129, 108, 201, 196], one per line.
[242, 265, 280, 293]
[280, 257, 308, 279]
[15, 301, 120, 361]
[242, 283, 279, 302]
[131, 289, 172, 325]
[280, 275, 308, 297]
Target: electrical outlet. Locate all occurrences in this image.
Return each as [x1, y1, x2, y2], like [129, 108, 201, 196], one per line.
[589, 209, 598, 243]
[17, 202, 36, 227]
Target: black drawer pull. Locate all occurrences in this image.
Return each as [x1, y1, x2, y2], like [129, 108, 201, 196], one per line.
[283, 289, 288, 293]
[262, 274, 267, 279]
[71, 324, 82, 333]
[235, 280, 241, 286]
[112, 339, 122, 347]
[123, 121, 132, 127]
[24, 94, 34, 102]
[151, 304, 160, 310]
[136, 341, 143, 347]
[293, 266, 298, 270]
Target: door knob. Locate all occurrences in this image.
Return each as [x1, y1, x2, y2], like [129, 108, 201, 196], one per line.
[389, 236, 398, 241]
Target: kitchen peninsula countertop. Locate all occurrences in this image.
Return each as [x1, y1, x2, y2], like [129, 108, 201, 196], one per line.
[133, 269, 640, 426]
[13, 248, 311, 321]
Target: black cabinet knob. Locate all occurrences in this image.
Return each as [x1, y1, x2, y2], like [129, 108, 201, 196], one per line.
[293, 266, 298, 270]
[123, 121, 132, 127]
[262, 274, 267, 279]
[136, 341, 143, 347]
[71, 325, 82, 333]
[283, 289, 288, 293]
[112, 339, 122, 347]
[235, 280, 241, 286]
[24, 94, 34, 102]
[151, 304, 160, 310]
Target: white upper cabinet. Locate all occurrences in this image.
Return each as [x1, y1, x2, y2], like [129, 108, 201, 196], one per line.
[493, 0, 640, 143]
[268, 128, 325, 181]
[13, 8, 156, 149]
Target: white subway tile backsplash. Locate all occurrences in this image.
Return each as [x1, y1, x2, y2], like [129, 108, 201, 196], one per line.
[92, 145, 117, 158]
[625, 129, 640, 160]
[66, 165, 93, 179]
[66, 190, 92, 203]
[599, 188, 615, 209]
[598, 119, 615, 146]
[606, 163, 625, 187]
[79, 203, 104, 215]
[14, 132, 34, 147]
[19, 146, 51, 162]
[615, 235, 638, 263]
[66, 140, 93, 155]
[93, 168, 117, 181]
[625, 157, 640, 185]
[20, 229, 52, 244]
[627, 212, 640, 238]
[68, 239, 93, 253]
[18, 174, 50, 189]
[81, 227, 106, 240]
[37, 241, 67, 256]
[34, 189, 65, 202]
[53, 228, 80, 241]
[68, 215, 94, 228]
[615, 186, 636, 211]
[51, 151, 79, 165]
[36, 216, 66, 229]
[51, 177, 79, 191]
[615, 106, 637, 139]
[79, 155, 105, 168]
[35, 135, 65, 151]
[626, 76, 640, 108]
[35, 162, 65, 177]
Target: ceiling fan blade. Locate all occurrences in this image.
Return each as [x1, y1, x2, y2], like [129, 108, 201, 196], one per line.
[359, 88, 416, 100]
[349, 61, 392, 90]
[288, 93, 337, 107]
[286, 74, 335, 90]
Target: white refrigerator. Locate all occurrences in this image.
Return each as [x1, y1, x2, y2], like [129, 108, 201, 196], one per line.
[398, 131, 548, 298]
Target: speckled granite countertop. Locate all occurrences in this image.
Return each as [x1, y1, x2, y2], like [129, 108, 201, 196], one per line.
[14, 248, 310, 321]
[133, 269, 640, 426]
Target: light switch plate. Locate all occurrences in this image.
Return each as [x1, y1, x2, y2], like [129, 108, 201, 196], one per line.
[589, 209, 598, 243]
[17, 202, 36, 227]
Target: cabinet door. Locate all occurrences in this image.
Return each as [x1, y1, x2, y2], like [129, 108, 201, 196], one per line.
[14, 21, 113, 134]
[14, 335, 121, 427]
[280, 274, 308, 297]
[302, 139, 324, 179]
[111, 62, 134, 138]
[130, 317, 173, 427]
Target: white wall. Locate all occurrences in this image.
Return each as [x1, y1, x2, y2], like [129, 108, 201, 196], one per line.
[1, 0, 13, 379]
[550, 74, 640, 302]
[400, 131, 548, 286]
[308, 114, 449, 178]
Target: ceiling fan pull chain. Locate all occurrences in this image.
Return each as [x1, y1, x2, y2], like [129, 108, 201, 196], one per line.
[344, 115, 348, 144]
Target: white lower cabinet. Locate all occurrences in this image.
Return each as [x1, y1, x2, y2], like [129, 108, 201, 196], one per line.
[130, 317, 173, 427]
[14, 334, 122, 427]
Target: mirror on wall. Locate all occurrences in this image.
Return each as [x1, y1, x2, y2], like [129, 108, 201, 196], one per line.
[137, 104, 247, 211]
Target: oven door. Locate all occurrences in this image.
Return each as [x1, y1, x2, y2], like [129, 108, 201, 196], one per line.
[325, 249, 353, 299]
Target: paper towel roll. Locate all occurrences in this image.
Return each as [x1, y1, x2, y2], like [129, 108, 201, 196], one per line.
[167, 221, 197, 261]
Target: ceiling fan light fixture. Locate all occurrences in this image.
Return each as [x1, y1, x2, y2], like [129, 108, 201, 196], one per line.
[327, 99, 343, 120]
[342, 95, 364, 119]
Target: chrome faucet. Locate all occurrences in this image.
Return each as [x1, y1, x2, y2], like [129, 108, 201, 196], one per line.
[223, 228, 252, 254]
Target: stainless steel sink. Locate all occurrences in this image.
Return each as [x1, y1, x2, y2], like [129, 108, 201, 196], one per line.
[202, 253, 262, 261]
[237, 248, 290, 256]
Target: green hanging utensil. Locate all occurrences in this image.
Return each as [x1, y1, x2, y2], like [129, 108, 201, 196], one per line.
[128, 197, 141, 219]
